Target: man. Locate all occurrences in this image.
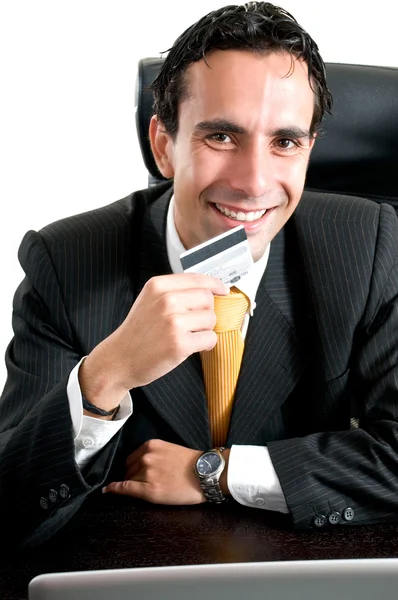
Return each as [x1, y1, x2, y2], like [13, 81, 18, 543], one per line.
[1, 1, 398, 550]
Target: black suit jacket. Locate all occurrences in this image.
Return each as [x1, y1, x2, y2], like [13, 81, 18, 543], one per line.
[2, 181, 398, 548]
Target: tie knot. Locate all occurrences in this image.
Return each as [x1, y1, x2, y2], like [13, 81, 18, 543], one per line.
[213, 287, 249, 333]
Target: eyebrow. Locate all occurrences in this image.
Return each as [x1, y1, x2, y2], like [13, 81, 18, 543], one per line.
[271, 127, 312, 140]
[194, 119, 246, 135]
[194, 119, 311, 139]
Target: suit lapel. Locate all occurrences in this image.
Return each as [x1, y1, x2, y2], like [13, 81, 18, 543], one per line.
[228, 222, 310, 445]
[136, 190, 211, 450]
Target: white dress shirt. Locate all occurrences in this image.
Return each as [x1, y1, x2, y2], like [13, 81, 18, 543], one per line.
[68, 196, 288, 513]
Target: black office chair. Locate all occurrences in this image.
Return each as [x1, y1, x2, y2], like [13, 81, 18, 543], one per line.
[135, 57, 398, 210]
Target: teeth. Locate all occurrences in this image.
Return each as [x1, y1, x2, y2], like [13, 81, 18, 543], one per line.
[215, 203, 266, 222]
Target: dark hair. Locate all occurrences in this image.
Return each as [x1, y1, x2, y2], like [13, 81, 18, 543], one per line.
[150, 2, 333, 137]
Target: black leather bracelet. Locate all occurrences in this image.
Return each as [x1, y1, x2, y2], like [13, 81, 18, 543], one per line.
[82, 395, 119, 417]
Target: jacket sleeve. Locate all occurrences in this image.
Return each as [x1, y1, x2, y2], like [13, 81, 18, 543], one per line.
[268, 202, 398, 530]
[0, 230, 120, 550]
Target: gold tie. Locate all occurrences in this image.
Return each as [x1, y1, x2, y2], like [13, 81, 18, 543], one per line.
[200, 287, 249, 446]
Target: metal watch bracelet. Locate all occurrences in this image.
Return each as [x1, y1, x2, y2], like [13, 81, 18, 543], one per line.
[199, 477, 226, 504]
[200, 446, 226, 504]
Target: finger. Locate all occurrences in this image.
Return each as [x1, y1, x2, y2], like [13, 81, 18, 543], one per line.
[188, 330, 218, 353]
[125, 464, 148, 481]
[125, 438, 164, 473]
[102, 480, 147, 498]
[125, 449, 147, 476]
[159, 288, 215, 315]
[146, 274, 229, 297]
[172, 310, 217, 334]
[125, 456, 143, 479]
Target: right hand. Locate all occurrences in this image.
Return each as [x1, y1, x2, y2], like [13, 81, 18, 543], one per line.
[79, 274, 228, 407]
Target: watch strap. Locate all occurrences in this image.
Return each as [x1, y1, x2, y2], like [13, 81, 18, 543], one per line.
[199, 476, 226, 503]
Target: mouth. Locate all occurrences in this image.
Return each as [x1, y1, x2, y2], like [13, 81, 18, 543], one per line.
[214, 203, 267, 222]
[213, 202, 275, 228]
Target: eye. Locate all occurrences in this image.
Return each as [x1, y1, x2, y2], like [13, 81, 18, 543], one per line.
[276, 138, 298, 150]
[207, 133, 233, 144]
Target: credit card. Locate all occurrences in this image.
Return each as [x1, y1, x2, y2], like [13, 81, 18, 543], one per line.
[180, 225, 253, 287]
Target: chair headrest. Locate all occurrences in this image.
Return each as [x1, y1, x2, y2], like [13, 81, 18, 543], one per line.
[135, 58, 398, 207]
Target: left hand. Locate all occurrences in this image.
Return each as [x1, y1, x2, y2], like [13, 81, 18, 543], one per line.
[102, 439, 206, 505]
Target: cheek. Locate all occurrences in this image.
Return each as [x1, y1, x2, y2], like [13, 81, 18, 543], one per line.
[187, 144, 230, 187]
[275, 157, 308, 193]
[173, 147, 211, 190]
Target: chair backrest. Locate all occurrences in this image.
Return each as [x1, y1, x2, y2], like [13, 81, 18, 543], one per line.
[135, 58, 398, 210]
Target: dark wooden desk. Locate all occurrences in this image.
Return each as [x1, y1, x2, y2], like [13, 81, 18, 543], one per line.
[2, 496, 398, 600]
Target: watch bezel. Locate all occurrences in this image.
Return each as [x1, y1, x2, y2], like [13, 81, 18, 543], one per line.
[195, 449, 225, 479]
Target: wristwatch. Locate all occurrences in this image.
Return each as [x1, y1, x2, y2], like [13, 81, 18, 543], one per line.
[194, 447, 226, 503]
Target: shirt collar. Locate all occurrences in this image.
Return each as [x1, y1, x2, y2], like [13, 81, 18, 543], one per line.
[166, 195, 269, 315]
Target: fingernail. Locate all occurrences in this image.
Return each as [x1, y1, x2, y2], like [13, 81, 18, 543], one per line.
[102, 486, 107, 494]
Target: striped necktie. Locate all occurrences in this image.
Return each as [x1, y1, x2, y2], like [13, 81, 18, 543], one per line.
[200, 287, 249, 446]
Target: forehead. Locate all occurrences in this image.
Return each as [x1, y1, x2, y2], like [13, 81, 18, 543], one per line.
[180, 49, 315, 130]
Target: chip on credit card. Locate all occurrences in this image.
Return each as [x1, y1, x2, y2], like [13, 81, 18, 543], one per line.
[180, 225, 253, 287]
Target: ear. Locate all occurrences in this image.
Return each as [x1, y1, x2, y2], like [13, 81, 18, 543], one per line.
[149, 115, 175, 178]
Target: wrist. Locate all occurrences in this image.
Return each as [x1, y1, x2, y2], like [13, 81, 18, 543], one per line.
[79, 353, 128, 415]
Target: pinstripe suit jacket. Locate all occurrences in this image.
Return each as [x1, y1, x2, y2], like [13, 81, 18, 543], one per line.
[2, 180, 398, 549]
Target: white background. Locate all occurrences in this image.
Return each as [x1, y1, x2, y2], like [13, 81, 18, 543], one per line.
[0, 0, 396, 390]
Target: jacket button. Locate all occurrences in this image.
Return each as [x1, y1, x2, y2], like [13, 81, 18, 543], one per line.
[59, 484, 70, 499]
[327, 511, 341, 525]
[48, 489, 59, 504]
[39, 497, 49, 511]
[342, 507, 355, 522]
[312, 514, 327, 528]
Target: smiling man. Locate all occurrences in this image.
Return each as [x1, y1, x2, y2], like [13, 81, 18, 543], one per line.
[151, 50, 316, 260]
[2, 2, 398, 550]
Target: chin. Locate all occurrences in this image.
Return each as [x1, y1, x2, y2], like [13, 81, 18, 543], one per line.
[248, 245, 262, 263]
[248, 236, 270, 262]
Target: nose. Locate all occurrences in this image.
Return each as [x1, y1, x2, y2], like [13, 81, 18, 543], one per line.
[228, 140, 272, 199]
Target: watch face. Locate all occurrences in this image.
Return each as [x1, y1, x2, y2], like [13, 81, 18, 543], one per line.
[196, 451, 222, 476]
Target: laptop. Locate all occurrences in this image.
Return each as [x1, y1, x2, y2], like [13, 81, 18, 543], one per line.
[28, 558, 398, 600]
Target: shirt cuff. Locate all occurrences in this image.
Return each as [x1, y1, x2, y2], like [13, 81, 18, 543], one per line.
[67, 358, 133, 468]
[227, 444, 289, 513]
